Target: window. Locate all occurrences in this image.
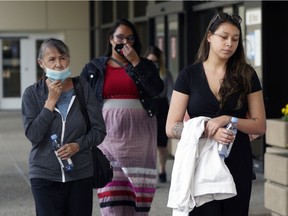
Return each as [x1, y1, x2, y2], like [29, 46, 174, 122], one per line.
[2, 39, 20, 97]
[116, 1, 129, 19]
[102, 1, 114, 24]
[134, 1, 147, 17]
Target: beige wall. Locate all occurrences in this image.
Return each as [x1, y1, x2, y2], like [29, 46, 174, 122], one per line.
[0, 2, 46, 30]
[0, 1, 90, 76]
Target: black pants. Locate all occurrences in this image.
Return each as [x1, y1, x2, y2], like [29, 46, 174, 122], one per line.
[154, 97, 169, 147]
[30, 177, 93, 216]
[189, 194, 250, 216]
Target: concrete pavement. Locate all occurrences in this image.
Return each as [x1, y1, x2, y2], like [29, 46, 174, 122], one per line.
[0, 111, 270, 215]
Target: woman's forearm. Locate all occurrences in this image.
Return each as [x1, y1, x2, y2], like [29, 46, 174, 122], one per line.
[171, 122, 184, 139]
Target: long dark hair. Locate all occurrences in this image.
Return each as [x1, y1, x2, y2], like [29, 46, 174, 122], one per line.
[195, 12, 254, 110]
[104, 19, 142, 56]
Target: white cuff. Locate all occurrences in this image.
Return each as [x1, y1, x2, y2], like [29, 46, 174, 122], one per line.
[172, 209, 189, 216]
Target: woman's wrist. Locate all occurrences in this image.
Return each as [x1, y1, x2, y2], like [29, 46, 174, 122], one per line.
[44, 100, 56, 111]
[131, 56, 140, 67]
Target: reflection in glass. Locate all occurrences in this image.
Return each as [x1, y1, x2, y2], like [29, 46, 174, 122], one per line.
[156, 16, 165, 52]
[2, 39, 20, 97]
[168, 15, 179, 83]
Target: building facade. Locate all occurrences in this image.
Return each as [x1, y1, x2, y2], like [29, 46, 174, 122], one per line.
[0, 1, 90, 110]
[1, 1, 288, 171]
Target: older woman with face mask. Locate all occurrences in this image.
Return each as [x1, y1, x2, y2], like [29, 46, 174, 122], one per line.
[21, 38, 106, 216]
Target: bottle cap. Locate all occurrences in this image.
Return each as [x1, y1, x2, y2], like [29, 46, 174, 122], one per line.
[51, 134, 57, 140]
[231, 117, 238, 123]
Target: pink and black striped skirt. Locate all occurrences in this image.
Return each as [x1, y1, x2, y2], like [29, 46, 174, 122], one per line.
[97, 99, 158, 216]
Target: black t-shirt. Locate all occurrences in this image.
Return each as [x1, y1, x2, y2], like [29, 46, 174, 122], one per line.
[174, 63, 262, 119]
[174, 63, 262, 184]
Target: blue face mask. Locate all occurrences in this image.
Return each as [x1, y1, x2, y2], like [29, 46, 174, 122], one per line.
[45, 67, 71, 82]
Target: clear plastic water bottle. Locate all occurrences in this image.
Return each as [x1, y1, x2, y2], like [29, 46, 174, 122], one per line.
[51, 134, 74, 172]
[218, 117, 238, 158]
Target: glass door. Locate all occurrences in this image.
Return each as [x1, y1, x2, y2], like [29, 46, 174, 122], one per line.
[167, 14, 180, 82]
[155, 16, 166, 54]
[0, 38, 22, 109]
[0, 33, 63, 110]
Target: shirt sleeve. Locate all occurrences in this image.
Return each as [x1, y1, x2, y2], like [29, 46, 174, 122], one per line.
[174, 66, 191, 95]
[250, 70, 262, 93]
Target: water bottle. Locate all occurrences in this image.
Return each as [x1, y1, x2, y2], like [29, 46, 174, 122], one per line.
[51, 134, 74, 172]
[218, 117, 238, 158]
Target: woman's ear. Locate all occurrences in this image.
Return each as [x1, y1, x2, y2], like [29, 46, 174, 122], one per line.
[37, 58, 45, 69]
[109, 35, 114, 46]
[207, 31, 213, 43]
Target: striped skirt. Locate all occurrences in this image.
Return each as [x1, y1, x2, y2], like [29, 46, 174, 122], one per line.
[97, 99, 158, 216]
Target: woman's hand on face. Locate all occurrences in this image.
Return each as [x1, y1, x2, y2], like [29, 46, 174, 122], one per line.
[44, 80, 63, 111]
[122, 44, 140, 66]
[47, 80, 62, 100]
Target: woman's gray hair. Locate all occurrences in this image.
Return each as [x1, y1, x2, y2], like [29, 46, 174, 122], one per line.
[38, 38, 70, 59]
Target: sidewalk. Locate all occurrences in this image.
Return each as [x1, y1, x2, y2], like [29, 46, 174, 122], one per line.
[0, 111, 270, 216]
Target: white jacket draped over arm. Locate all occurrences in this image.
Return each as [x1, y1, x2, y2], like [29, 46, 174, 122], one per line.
[167, 116, 237, 216]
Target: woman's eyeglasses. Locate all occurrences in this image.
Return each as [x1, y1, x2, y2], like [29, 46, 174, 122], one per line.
[114, 34, 135, 43]
[210, 13, 242, 29]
